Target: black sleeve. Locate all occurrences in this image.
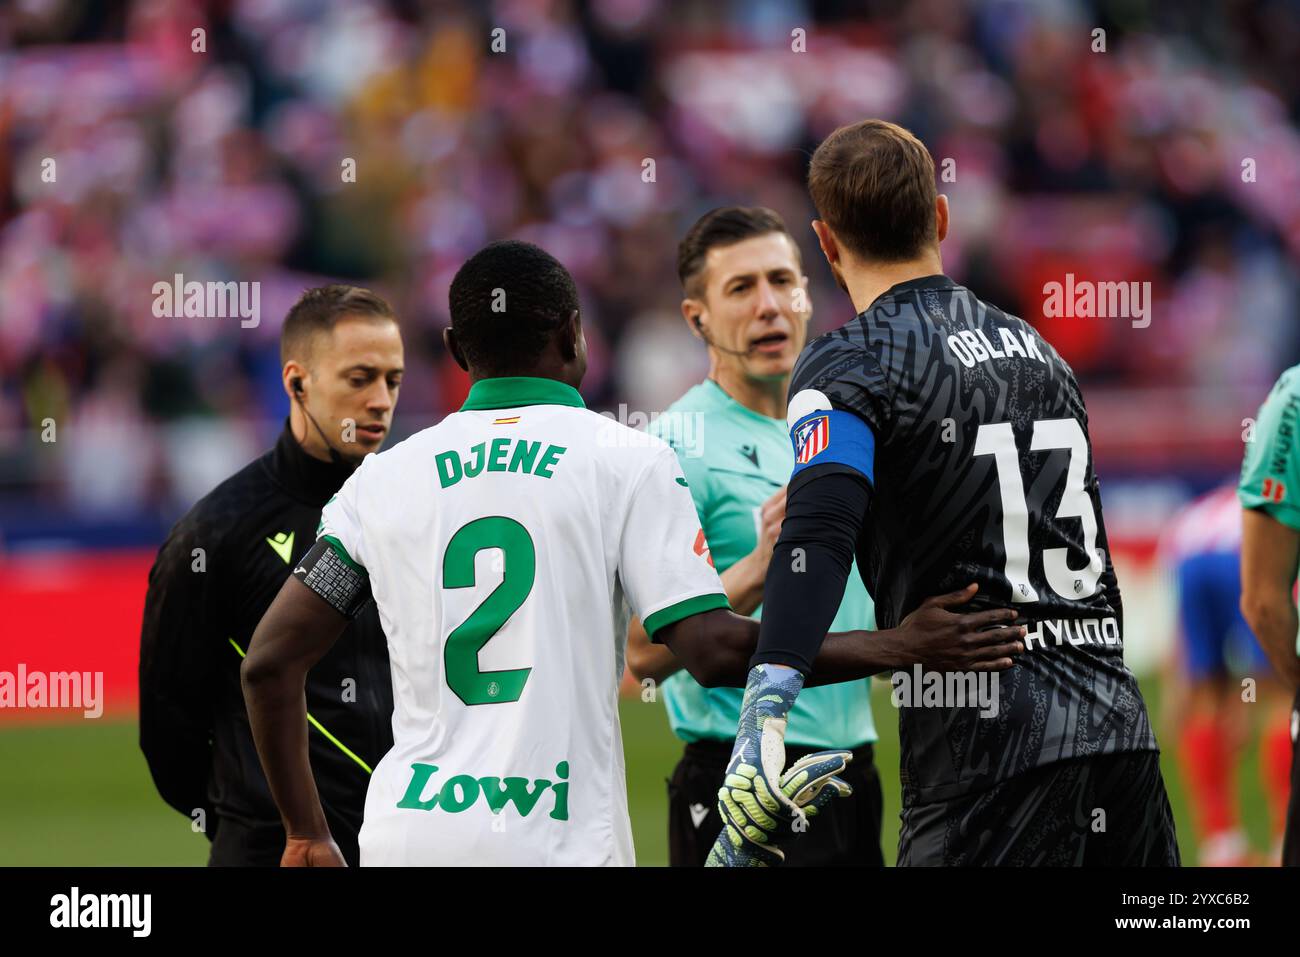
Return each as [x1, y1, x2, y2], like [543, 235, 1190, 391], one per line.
[749, 468, 871, 674]
[138, 514, 222, 833]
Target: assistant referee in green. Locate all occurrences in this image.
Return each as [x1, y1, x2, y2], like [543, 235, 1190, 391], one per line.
[1239, 363, 1300, 866]
[626, 207, 883, 866]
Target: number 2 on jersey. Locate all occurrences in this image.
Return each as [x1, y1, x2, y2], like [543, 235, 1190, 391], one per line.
[974, 419, 1104, 603]
[442, 516, 536, 705]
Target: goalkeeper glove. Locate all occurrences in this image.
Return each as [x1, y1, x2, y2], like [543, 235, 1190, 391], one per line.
[707, 748, 853, 866]
[704, 663, 853, 867]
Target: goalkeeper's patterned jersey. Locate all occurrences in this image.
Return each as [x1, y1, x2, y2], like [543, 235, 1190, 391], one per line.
[789, 275, 1157, 803]
[318, 376, 728, 865]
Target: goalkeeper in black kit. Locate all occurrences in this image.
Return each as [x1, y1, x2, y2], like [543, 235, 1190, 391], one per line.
[708, 120, 1179, 867]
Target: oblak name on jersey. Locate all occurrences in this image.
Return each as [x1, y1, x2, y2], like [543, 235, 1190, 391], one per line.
[944, 323, 1047, 369]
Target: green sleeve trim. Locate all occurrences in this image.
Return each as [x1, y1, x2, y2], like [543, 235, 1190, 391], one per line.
[643, 592, 731, 640]
[321, 534, 367, 575]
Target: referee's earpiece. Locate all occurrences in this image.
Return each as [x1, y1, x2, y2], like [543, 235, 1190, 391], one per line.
[289, 374, 346, 466]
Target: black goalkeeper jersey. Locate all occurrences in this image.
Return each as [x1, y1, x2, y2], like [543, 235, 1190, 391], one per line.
[790, 274, 1157, 803]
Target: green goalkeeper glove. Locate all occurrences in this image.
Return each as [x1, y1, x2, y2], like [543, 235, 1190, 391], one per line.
[704, 664, 853, 867]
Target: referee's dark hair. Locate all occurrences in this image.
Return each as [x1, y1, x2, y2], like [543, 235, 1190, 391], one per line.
[677, 206, 801, 299]
[448, 240, 581, 377]
[280, 285, 396, 367]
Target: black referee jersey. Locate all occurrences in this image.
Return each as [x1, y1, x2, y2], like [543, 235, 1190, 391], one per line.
[139, 421, 393, 866]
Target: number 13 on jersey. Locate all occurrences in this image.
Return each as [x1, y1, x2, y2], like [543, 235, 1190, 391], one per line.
[974, 418, 1104, 604]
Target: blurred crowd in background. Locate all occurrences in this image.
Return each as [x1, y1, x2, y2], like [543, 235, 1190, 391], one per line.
[2, 0, 1299, 542]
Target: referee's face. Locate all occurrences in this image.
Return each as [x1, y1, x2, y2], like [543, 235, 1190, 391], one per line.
[695, 232, 810, 383]
[304, 316, 405, 462]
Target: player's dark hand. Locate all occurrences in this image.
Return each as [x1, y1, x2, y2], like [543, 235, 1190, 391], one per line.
[281, 834, 347, 867]
[755, 486, 787, 559]
[893, 583, 1026, 672]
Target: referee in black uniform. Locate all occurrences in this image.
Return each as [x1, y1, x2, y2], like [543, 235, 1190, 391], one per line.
[139, 285, 403, 866]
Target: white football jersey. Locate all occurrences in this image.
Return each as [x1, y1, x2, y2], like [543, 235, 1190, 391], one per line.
[317, 377, 727, 866]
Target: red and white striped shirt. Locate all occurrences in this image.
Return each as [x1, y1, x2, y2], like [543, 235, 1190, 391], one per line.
[1160, 483, 1242, 561]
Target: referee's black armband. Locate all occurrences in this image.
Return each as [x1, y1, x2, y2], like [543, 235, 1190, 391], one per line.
[293, 539, 372, 619]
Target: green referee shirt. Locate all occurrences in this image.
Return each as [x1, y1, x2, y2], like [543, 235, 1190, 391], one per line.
[1239, 363, 1300, 654]
[648, 378, 878, 749]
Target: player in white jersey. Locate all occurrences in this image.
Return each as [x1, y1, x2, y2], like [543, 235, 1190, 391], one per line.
[241, 241, 1027, 867]
[318, 375, 715, 866]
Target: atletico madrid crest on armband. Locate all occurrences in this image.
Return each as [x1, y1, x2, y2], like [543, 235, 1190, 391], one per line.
[794, 415, 829, 464]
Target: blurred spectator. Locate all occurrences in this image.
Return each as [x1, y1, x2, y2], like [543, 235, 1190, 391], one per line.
[1, 0, 1298, 531]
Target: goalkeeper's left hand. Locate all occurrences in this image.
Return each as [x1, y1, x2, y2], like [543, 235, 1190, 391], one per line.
[705, 664, 854, 867]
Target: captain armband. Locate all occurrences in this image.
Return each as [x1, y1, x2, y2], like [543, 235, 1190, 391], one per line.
[292, 539, 372, 619]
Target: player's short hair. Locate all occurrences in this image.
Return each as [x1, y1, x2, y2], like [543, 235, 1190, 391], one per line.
[807, 119, 938, 263]
[280, 285, 396, 367]
[448, 240, 580, 376]
[677, 206, 800, 299]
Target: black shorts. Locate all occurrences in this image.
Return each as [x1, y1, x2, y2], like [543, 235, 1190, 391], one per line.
[667, 738, 884, 867]
[897, 750, 1180, 866]
[1284, 690, 1300, 867]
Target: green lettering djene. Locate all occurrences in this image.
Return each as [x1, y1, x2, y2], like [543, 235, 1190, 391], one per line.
[508, 440, 541, 473]
[487, 437, 511, 472]
[436, 452, 462, 489]
[464, 442, 487, 477]
[535, 444, 566, 478]
[436, 439, 563, 482]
